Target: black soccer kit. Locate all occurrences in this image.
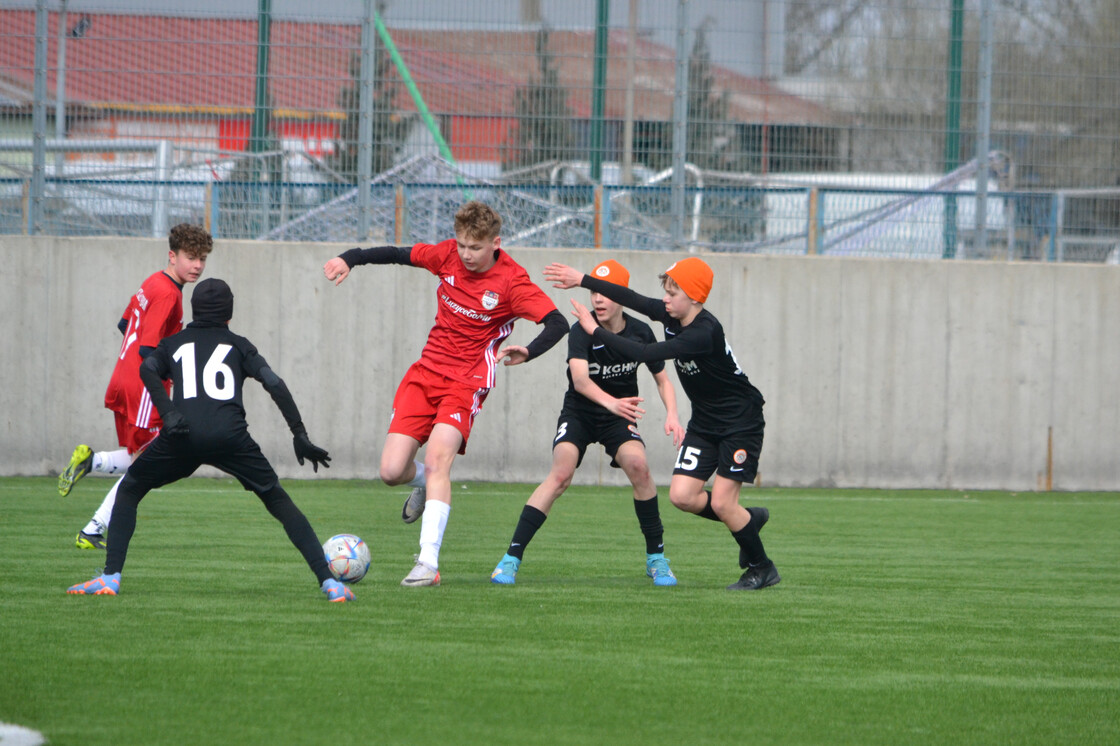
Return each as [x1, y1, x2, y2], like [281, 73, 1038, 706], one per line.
[554, 315, 665, 467]
[102, 320, 331, 583]
[578, 274, 766, 483]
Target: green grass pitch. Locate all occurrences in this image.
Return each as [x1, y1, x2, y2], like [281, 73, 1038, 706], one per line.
[1, 477, 1117, 745]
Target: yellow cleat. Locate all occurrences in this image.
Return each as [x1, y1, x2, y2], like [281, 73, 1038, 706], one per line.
[58, 445, 93, 496]
[75, 531, 107, 550]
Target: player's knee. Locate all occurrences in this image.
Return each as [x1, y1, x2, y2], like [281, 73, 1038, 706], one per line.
[546, 468, 574, 492]
[378, 464, 407, 486]
[422, 451, 455, 480]
[710, 494, 738, 519]
[620, 458, 651, 486]
[668, 484, 701, 512]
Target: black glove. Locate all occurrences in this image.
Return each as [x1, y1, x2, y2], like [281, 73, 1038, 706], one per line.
[293, 432, 331, 472]
[161, 410, 190, 437]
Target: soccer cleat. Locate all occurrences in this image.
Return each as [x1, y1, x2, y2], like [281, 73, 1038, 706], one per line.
[58, 444, 94, 496]
[739, 507, 770, 569]
[75, 531, 107, 550]
[401, 486, 426, 524]
[67, 572, 121, 595]
[645, 553, 678, 587]
[727, 561, 781, 591]
[490, 554, 520, 585]
[321, 578, 355, 603]
[400, 559, 440, 587]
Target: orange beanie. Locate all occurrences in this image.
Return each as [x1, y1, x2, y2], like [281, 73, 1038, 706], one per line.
[590, 259, 630, 288]
[664, 257, 713, 303]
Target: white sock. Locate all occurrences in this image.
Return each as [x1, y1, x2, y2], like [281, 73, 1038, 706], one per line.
[407, 461, 426, 488]
[417, 500, 450, 569]
[84, 476, 123, 534]
[92, 448, 132, 475]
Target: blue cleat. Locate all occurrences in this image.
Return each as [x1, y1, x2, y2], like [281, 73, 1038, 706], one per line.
[646, 553, 677, 587]
[321, 578, 355, 602]
[490, 553, 520, 585]
[67, 572, 120, 595]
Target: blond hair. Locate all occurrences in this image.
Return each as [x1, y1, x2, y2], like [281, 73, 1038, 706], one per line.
[453, 201, 502, 242]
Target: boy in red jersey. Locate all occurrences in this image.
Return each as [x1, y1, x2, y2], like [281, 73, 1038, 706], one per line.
[323, 201, 568, 587]
[58, 224, 212, 549]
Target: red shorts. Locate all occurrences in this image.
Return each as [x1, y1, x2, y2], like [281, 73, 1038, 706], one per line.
[389, 363, 489, 455]
[114, 411, 159, 455]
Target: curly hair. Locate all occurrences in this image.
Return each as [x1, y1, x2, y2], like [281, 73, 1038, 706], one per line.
[168, 223, 214, 257]
[453, 201, 502, 242]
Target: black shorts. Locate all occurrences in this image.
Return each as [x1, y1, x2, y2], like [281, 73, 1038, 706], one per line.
[125, 429, 280, 495]
[672, 426, 764, 484]
[552, 406, 644, 468]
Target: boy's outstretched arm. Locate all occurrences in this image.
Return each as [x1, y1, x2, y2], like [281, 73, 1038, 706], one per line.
[324, 245, 414, 286]
[569, 297, 711, 364]
[249, 354, 331, 472]
[497, 309, 569, 366]
[544, 262, 666, 321]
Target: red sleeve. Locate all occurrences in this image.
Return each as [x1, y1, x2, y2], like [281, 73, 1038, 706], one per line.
[408, 240, 452, 276]
[508, 273, 558, 323]
[137, 278, 182, 348]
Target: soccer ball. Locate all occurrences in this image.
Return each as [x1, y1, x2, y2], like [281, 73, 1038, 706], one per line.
[323, 534, 370, 584]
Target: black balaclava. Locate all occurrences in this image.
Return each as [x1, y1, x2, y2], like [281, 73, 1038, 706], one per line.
[191, 278, 234, 323]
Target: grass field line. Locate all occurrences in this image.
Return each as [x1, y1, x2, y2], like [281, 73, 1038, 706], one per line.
[7, 479, 1120, 507]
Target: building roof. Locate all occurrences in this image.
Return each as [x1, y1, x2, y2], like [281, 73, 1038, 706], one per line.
[0, 10, 830, 125]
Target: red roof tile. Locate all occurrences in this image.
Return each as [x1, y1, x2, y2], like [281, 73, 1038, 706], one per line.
[0, 10, 829, 125]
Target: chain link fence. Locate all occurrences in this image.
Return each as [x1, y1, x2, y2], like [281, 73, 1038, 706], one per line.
[2, 1, 1118, 261]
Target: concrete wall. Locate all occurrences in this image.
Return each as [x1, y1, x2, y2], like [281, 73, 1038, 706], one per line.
[2, 235, 1118, 490]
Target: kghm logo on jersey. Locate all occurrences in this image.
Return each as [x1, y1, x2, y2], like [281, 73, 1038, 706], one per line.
[482, 290, 499, 310]
[733, 449, 748, 464]
[676, 359, 701, 376]
[588, 361, 639, 378]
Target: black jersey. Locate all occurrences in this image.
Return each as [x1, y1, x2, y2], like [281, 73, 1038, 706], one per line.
[562, 314, 665, 413]
[143, 320, 282, 440]
[579, 275, 764, 435]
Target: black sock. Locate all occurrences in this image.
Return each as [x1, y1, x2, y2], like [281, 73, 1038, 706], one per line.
[633, 495, 665, 555]
[103, 476, 145, 576]
[508, 505, 547, 560]
[260, 484, 333, 585]
[731, 521, 770, 567]
[697, 489, 721, 521]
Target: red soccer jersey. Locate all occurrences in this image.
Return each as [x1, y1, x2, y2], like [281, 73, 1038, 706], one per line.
[103, 270, 184, 428]
[409, 239, 557, 388]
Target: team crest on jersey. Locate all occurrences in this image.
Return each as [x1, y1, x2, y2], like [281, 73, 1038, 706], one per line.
[482, 290, 499, 310]
[628, 424, 640, 435]
[733, 449, 748, 464]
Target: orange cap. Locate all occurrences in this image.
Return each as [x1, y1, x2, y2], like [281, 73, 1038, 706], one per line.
[590, 259, 630, 288]
[664, 257, 713, 303]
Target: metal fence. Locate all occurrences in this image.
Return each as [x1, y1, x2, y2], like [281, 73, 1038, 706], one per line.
[2, 0, 1118, 261]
